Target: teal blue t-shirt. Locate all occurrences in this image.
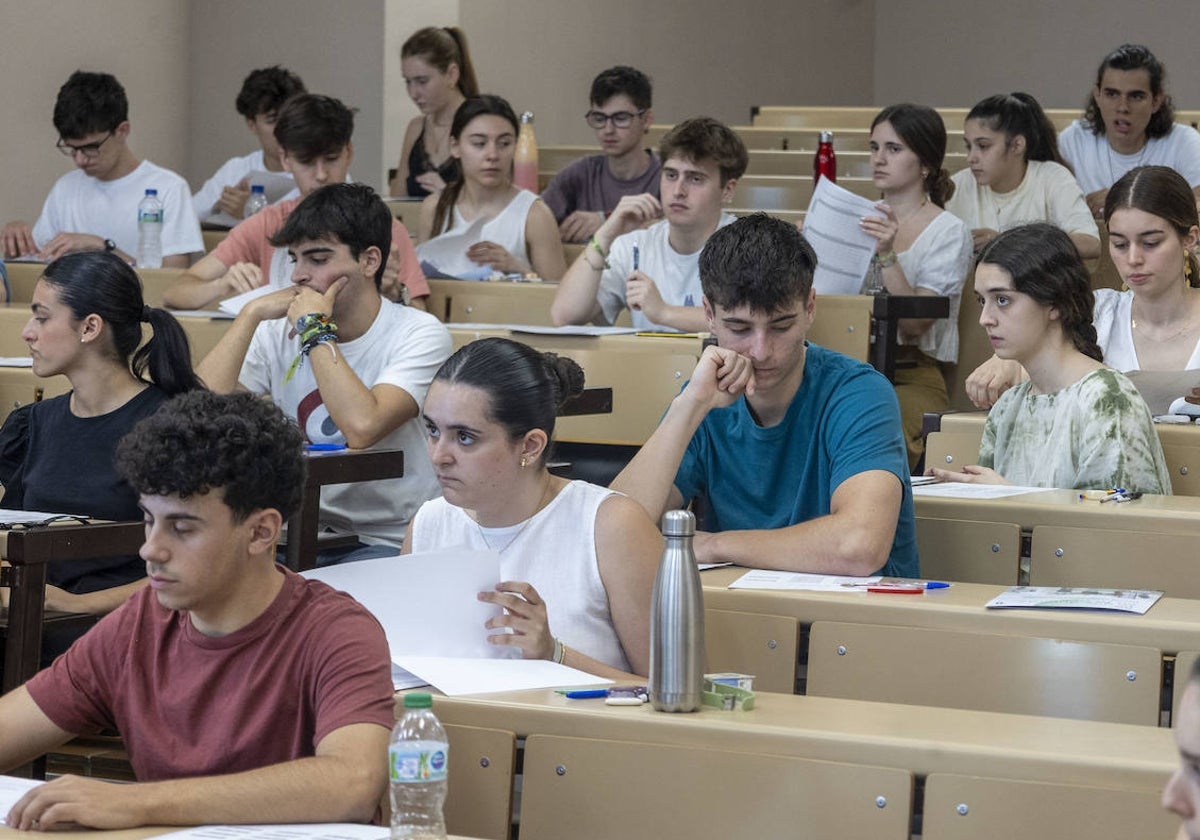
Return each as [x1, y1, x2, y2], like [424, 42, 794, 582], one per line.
[673, 343, 918, 578]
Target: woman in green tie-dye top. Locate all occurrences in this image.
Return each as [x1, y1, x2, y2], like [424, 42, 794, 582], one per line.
[929, 223, 1172, 493]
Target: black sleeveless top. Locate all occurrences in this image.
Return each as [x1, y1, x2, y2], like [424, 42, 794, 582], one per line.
[406, 124, 461, 198]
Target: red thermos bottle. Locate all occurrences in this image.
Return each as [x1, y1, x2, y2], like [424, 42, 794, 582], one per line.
[814, 131, 836, 186]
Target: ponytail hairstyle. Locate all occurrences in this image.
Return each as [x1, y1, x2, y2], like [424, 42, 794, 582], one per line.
[1104, 165, 1200, 288]
[431, 94, 520, 237]
[871, 104, 954, 207]
[1084, 44, 1174, 139]
[433, 337, 584, 464]
[401, 27, 480, 99]
[977, 223, 1102, 362]
[966, 92, 1064, 165]
[41, 252, 205, 395]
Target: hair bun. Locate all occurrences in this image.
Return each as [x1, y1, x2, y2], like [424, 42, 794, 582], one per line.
[542, 352, 585, 410]
[931, 168, 955, 207]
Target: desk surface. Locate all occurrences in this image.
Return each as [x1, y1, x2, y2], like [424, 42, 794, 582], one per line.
[914, 486, 1200, 532]
[428, 686, 1174, 791]
[702, 565, 1200, 653]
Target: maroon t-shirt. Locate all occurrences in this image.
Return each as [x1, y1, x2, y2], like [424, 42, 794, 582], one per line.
[27, 568, 394, 781]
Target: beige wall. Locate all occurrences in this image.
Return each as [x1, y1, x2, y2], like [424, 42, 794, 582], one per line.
[0, 0, 190, 222]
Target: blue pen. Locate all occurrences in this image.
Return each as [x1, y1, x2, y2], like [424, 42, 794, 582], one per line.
[306, 443, 347, 452]
[924, 581, 951, 590]
[557, 688, 608, 699]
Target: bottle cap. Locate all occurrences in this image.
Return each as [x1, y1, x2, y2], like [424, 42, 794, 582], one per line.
[403, 692, 433, 709]
[251, 185, 265, 193]
[661, 509, 696, 537]
[819, 131, 834, 143]
[145, 188, 158, 196]
[520, 110, 535, 124]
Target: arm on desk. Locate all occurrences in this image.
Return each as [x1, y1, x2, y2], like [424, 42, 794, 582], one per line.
[44, 578, 147, 615]
[162, 252, 260, 311]
[196, 287, 296, 392]
[7, 722, 389, 829]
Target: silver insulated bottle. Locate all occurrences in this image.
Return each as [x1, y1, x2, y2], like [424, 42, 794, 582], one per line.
[649, 509, 705, 712]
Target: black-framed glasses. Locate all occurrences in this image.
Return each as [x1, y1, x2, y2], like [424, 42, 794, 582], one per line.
[0, 514, 92, 531]
[585, 110, 646, 130]
[56, 132, 114, 159]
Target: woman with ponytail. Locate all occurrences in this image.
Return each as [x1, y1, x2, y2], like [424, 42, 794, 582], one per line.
[0, 251, 204, 618]
[947, 92, 1100, 259]
[861, 103, 974, 469]
[930, 223, 1169, 493]
[404, 337, 659, 681]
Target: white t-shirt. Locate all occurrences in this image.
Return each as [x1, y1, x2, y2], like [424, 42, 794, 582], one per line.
[416, 189, 538, 278]
[598, 214, 736, 331]
[410, 480, 630, 672]
[946, 160, 1098, 239]
[896, 210, 973, 363]
[191, 149, 295, 225]
[238, 300, 452, 547]
[1058, 120, 1200, 194]
[1093, 287, 1200, 371]
[32, 160, 204, 258]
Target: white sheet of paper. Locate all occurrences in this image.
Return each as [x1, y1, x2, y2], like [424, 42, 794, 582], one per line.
[218, 283, 278, 316]
[153, 823, 389, 840]
[395, 655, 613, 696]
[804, 176, 881, 294]
[168, 309, 235, 320]
[303, 549, 510, 659]
[728, 569, 881, 591]
[414, 216, 489, 279]
[0, 509, 88, 524]
[985, 586, 1163, 614]
[911, 482, 1054, 499]
[206, 171, 298, 228]
[0, 357, 32, 367]
[511, 324, 640, 336]
[0, 775, 41, 823]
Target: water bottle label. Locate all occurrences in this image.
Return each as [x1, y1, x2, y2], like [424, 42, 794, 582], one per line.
[138, 210, 163, 223]
[389, 744, 448, 783]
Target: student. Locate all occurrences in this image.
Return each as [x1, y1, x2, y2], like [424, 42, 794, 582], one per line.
[930, 224, 1170, 494]
[388, 26, 479, 198]
[191, 65, 306, 225]
[947, 92, 1100, 259]
[0, 252, 203, 620]
[1058, 44, 1200, 219]
[0, 71, 203, 267]
[967, 166, 1200, 408]
[551, 116, 748, 333]
[406, 337, 659, 680]
[1163, 656, 1200, 838]
[198, 183, 451, 562]
[416, 95, 565, 281]
[164, 94, 428, 311]
[0, 390, 394, 829]
[541, 66, 662, 243]
[860, 104, 973, 470]
[611, 214, 918, 578]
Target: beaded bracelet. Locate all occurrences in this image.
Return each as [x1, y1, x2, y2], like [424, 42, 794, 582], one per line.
[586, 235, 610, 271]
[872, 250, 898, 268]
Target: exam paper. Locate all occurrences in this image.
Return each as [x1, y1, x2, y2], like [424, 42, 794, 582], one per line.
[168, 309, 236, 320]
[218, 284, 278, 316]
[0, 357, 32, 367]
[804, 176, 880, 294]
[0, 775, 41, 823]
[728, 569, 881, 591]
[985, 586, 1163, 614]
[511, 325, 640, 336]
[154, 824, 389, 840]
[911, 482, 1054, 499]
[414, 216, 490, 279]
[395, 655, 612, 696]
[0, 509, 88, 524]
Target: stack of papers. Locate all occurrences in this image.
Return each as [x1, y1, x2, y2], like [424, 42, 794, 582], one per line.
[728, 569, 881, 591]
[985, 586, 1163, 614]
[911, 482, 1053, 499]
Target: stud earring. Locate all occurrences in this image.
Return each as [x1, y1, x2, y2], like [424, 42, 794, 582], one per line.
[520, 456, 528, 469]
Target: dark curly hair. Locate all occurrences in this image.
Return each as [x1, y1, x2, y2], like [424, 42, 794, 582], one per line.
[1083, 44, 1174, 139]
[116, 391, 306, 522]
[700, 213, 817, 314]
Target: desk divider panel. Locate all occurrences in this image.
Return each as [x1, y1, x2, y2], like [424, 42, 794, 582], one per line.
[520, 734, 913, 840]
[1173, 651, 1200, 724]
[915, 517, 1022, 585]
[704, 609, 800, 694]
[1029, 525, 1200, 598]
[442, 723, 515, 840]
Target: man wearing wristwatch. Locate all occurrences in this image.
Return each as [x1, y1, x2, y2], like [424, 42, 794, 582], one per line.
[197, 183, 450, 566]
[550, 116, 747, 333]
[0, 71, 202, 267]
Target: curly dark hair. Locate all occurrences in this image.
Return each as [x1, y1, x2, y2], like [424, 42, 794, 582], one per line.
[116, 391, 306, 521]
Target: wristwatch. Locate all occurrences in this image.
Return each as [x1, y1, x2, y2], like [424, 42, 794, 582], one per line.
[103, 238, 117, 252]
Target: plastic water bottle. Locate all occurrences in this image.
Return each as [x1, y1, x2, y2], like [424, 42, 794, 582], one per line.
[390, 693, 448, 840]
[243, 184, 268, 218]
[813, 131, 837, 186]
[513, 110, 539, 193]
[649, 509, 705, 712]
[136, 189, 163, 268]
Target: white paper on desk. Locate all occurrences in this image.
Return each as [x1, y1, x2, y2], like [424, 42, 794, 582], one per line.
[0, 774, 41, 822]
[154, 823, 388, 840]
[911, 482, 1054, 499]
[397, 655, 612, 696]
[804, 176, 880, 294]
[414, 216, 489, 279]
[986, 586, 1163, 614]
[512, 324, 639, 336]
[205, 171, 298, 229]
[0, 357, 31, 367]
[167, 308, 236, 320]
[728, 569, 881, 591]
[302, 549, 510, 660]
[0, 509, 88, 523]
[218, 284, 278, 316]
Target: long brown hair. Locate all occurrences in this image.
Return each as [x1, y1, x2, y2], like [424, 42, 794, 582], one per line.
[430, 95, 520, 237]
[401, 27, 479, 98]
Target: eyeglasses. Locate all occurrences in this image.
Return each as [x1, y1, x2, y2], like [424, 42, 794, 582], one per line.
[585, 110, 646, 130]
[56, 132, 114, 160]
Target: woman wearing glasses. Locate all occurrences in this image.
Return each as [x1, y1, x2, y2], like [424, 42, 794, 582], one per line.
[541, 66, 662, 243]
[0, 252, 203, 628]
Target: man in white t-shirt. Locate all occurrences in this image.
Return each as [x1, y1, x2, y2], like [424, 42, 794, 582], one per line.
[191, 66, 305, 226]
[0, 71, 202, 267]
[198, 183, 450, 562]
[551, 116, 747, 333]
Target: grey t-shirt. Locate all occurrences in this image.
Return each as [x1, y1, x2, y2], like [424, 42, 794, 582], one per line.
[540, 151, 662, 222]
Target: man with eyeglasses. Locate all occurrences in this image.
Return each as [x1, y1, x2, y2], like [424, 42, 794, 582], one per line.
[0, 71, 202, 267]
[541, 66, 661, 244]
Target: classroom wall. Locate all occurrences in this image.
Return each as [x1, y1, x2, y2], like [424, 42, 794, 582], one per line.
[0, 0, 190, 223]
